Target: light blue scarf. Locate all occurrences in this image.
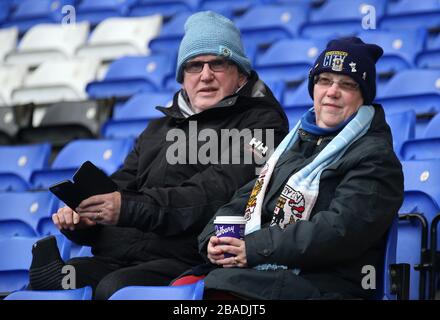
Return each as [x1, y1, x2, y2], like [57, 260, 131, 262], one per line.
[243, 105, 375, 271]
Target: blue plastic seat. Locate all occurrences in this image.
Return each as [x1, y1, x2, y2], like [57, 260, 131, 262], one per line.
[255, 38, 326, 86]
[148, 12, 190, 54]
[282, 79, 312, 129]
[4, 0, 76, 34]
[0, 191, 57, 238]
[376, 69, 440, 115]
[199, 0, 258, 19]
[4, 286, 93, 300]
[358, 30, 425, 79]
[385, 110, 416, 158]
[380, 0, 440, 32]
[86, 54, 175, 99]
[422, 113, 440, 139]
[102, 91, 172, 139]
[0, 143, 51, 192]
[30, 138, 134, 189]
[0, 235, 71, 294]
[130, 0, 198, 19]
[235, 5, 308, 52]
[398, 159, 440, 299]
[108, 280, 204, 300]
[76, 0, 136, 26]
[300, 0, 386, 38]
[416, 33, 440, 69]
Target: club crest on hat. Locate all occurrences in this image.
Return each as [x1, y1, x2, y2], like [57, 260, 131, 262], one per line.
[323, 50, 348, 72]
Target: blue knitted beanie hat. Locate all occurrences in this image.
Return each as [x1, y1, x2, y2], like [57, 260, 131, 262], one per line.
[176, 11, 252, 83]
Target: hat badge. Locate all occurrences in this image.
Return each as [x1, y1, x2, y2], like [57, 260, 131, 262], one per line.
[331, 57, 344, 72]
[219, 46, 232, 57]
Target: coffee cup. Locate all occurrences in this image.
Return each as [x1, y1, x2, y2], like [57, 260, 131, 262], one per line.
[213, 216, 246, 258]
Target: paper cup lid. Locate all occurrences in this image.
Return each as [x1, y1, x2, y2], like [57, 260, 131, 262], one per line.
[214, 216, 246, 224]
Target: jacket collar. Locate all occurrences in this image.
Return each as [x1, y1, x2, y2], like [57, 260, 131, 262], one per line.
[156, 71, 261, 120]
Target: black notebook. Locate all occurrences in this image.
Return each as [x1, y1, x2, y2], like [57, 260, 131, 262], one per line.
[49, 161, 118, 211]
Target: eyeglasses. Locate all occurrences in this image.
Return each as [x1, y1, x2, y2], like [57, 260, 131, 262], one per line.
[314, 75, 360, 91]
[183, 59, 232, 73]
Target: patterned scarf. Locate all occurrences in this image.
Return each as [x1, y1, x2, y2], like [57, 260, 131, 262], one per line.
[243, 105, 375, 270]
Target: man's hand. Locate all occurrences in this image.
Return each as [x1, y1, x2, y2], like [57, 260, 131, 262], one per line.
[52, 206, 96, 231]
[75, 191, 122, 225]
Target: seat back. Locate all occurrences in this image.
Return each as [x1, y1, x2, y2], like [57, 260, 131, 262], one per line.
[385, 110, 416, 158]
[0, 191, 56, 238]
[4, 286, 93, 300]
[0, 143, 51, 190]
[76, 15, 162, 62]
[5, 22, 90, 67]
[86, 54, 175, 99]
[301, 0, 386, 38]
[108, 280, 204, 300]
[11, 59, 100, 105]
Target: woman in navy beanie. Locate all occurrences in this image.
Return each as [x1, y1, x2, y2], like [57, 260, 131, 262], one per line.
[190, 37, 404, 300]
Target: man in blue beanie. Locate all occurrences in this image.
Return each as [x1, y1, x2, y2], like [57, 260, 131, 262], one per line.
[28, 11, 288, 299]
[191, 36, 404, 300]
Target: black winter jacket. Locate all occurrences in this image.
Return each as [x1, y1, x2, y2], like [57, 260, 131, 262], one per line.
[62, 72, 289, 266]
[198, 104, 404, 299]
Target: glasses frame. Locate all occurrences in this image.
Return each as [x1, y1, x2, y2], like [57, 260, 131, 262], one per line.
[183, 58, 233, 74]
[314, 75, 360, 91]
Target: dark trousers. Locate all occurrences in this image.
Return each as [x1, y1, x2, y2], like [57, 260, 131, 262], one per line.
[66, 255, 192, 300]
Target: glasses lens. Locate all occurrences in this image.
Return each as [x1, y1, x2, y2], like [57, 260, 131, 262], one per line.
[184, 61, 204, 73]
[209, 59, 228, 71]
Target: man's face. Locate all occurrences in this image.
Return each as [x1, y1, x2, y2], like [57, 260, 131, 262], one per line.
[182, 55, 247, 113]
[313, 72, 364, 128]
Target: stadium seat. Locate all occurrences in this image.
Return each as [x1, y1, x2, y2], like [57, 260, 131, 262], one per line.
[300, 0, 386, 38]
[385, 110, 416, 158]
[416, 33, 440, 69]
[102, 91, 171, 139]
[130, 0, 199, 19]
[282, 79, 312, 129]
[0, 0, 12, 25]
[376, 69, 440, 115]
[0, 235, 71, 295]
[0, 191, 56, 238]
[0, 143, 51, 192]
[76, 0, 137, 26]
[235, 5, 308, 51]
[358, 30, 425, 80]
[0, 105, 33, 145]
[0, 65, 28, 107]
[30, 138, 134, 189]
[11, 59, 100, 105]
[5, 22, 90, 68]
[401, 137, 440, 161]
[255, 38, 325, 87]
[76, 15, 162, 63]
[3, 0, 76, 34]
[4, 286, 93, 300]
[398, 159, 440, 299]
[422, 113, 440, 140]
[199, 0, 258, 19]
[380, 0, 440, 32]
[108, 280, 204, 300]
[148, 12, 190, 54]
[0, 27, 18, 63]
[86, 54, 175, 99]
[15, 100, 113, 150]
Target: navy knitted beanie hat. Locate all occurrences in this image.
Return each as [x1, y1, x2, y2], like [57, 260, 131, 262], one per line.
[308, 37, 383, 105]
[176, 11, 252, 83]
